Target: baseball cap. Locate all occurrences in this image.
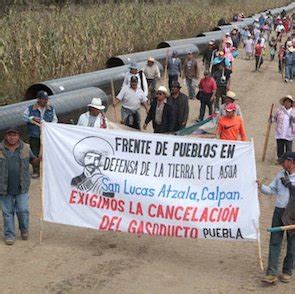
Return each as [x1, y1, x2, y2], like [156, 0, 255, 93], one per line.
[37, 90, 49, 99]
[278, 151, 295, 163]
[5, 127, 19, 134]
[225, 103, 237, 112]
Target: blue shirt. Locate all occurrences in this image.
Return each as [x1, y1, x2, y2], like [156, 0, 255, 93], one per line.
[261, 170, 295, 208]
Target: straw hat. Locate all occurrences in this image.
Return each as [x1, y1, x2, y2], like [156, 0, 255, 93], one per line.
[147, 56, 155, 62]
[280, 95, 294, 105]
[88, 98, 105, 110]
[157, 85, 168, 95]
[223, 91, 238, 100]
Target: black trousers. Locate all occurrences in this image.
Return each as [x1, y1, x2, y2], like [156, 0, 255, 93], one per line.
[277, 139, 292, 159]
[199, 92, 213, 121]
[29, 137, 40, 173]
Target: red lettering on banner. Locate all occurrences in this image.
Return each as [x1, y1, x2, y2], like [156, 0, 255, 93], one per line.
[129, 201, 143, 215]
[69, 190, 77, 204]
[99, 215, 122, 232]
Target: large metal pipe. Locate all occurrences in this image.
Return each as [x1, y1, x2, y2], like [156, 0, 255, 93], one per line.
[25, 61, 161, 100]
[106, 45, 199, 68]
[0, 87, 108, 138]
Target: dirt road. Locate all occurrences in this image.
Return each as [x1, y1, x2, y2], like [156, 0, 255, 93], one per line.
[0, 47, 294, 294]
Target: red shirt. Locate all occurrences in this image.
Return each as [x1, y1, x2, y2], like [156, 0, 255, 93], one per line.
[199, 77, 217, 94]
[255, 44, 263, 56]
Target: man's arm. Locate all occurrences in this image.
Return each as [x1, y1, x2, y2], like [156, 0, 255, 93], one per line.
[52, 108, 58, 123]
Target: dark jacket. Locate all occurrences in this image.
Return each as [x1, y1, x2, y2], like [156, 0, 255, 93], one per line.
[168, 92, 189, 131]
[203, 48, 214, 63]
[0, 140, 31, 195]
[145, 100, 176, 133]
[27, 103, 55, 138]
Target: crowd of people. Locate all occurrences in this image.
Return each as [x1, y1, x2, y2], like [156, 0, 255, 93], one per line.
[0, 11, 295, 289]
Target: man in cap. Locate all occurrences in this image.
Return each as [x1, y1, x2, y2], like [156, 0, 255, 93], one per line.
[123, 62, 148, 97]
[77, 97, 108, 128]
[183, 51, 199, 100]
[143, 56, 161, 101]
[216, 103, 246, 141]
[202, 41, 215, 71]
[167, 50, 182, 91]
[143, 86, 175, 133]
[219, 91, 242, 117]
[0, 128, 39, 245]
[114, 76, 149, 130]
[23, 90, 57, 178]
[284, 41, 294, 83]
[197, 70, 217, 121]
[168, 81, 189, 132]
[257, 151, 295, 284]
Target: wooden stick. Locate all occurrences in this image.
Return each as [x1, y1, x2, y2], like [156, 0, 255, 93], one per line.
[164, 49, 169, 87]
[111, 79, 119, 123]
[267, 224, 295, 232]
[39, 123, 44, 244]
[253, 219, 264, 272]
[209, 50, 215, 73]
[261, 103, 274, 162]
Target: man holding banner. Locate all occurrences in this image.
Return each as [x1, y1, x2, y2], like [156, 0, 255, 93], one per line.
[258, 151, 295, 284]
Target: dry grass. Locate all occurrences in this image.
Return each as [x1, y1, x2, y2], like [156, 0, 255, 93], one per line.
[0, 0, 291, 104]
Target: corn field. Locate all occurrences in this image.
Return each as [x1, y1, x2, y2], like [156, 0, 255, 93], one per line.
[0, 0, 291, 104]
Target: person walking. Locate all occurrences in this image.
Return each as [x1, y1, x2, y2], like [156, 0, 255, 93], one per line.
[212, 64, 231, 111]
[183, 51, 199, 100]
[284, 41, 295, 83]
[254, 39, 264, 71]
[197, 70, 217, 121]
[271, 95, 295, 161]
[202, 41, 215, 71]
[257, 151, 295, 284]
[114, 76, 149, 130]
[0, 128, 39, 245]
[219, 91, 242, 117]
[167, 81, 189, 131]
[143, 86, 175, 133]
[77, 97, 108, 128]
[143, 56, 161, 101]
[23, 90, 57, 179]
[167, 50, 182, 91]
[123, 62, 148, 97]
[216, 103, 246, 141]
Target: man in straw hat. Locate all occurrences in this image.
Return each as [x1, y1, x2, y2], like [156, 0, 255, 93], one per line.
[143, 86, 175, 133]
[219, 91, 242, 117]
[216, 103, 246, 141]
[284, 41, 295, 83]
[77, 97, 108, 128]
[23, 90, 58, 179]
[257, 151, 295, 284]
[123, 62, 148, 97]
[114, 76, 149, 130]
[0, 128, 39, 245]
[143, 56, 161, 101]
[271, 95, 295, 160]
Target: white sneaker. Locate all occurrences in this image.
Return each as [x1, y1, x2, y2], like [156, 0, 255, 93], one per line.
[285, 79, 289, 83]
[290, 79, 293, 82]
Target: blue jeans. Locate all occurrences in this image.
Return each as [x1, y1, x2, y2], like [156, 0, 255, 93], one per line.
[0, 193, 29, 239]
[267, 207, 295, 276]
[285, 64, 294, 80]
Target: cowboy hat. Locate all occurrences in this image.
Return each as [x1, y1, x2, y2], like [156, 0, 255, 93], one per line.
[157, 85, 168, 95]
[223, 91, 238, 100]
[280, 95, 294, 105]
[88, 98, 105, 110]
[147, 56, 155, 62]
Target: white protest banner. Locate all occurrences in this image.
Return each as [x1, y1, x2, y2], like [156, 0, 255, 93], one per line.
[42, 123, 260, 241]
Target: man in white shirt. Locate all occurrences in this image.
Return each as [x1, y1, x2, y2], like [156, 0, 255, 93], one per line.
[77, 98, 108, 128]
[122, 62, 148, 97]
[143, 56, 161, 101]
[114, 76, 149, 130]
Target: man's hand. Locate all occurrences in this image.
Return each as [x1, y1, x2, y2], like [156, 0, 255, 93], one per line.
[143, 124, 147, 130]
[256, 179, 262, 189]
[33, 117, 41, 123]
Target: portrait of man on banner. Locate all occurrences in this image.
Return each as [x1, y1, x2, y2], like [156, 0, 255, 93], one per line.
[71, 136, 115, 197]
